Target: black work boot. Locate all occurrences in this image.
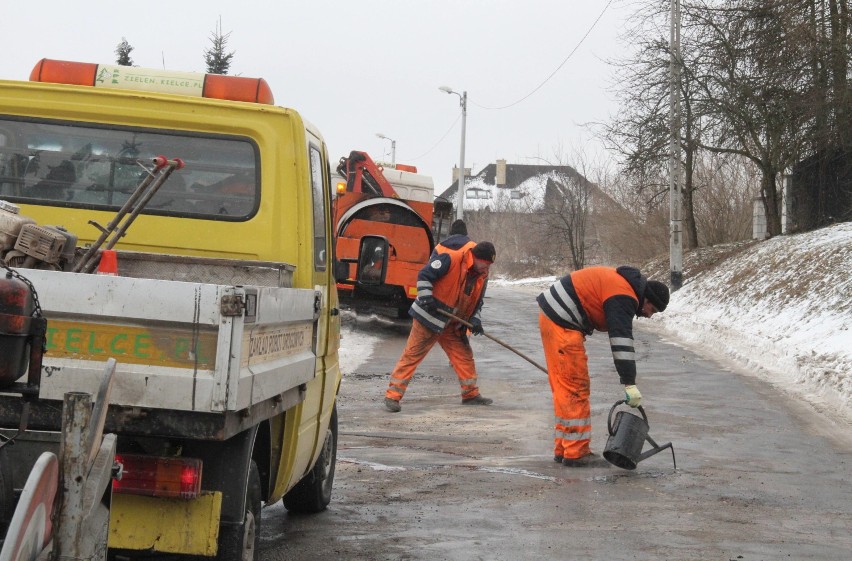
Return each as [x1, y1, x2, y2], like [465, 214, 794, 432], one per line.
[562, 452, 607, 467]
[462, 395, 493, 406]
[384, 397, 401, 412]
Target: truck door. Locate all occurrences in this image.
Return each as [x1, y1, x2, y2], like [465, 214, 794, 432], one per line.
[307, 136, 340, 413]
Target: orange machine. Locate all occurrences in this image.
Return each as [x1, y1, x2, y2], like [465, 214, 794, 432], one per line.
[333, 151, 435, 317]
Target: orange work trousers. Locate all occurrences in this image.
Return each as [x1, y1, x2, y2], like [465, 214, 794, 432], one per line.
[539, 311, 591, 460]
[386, 319, 480, 401]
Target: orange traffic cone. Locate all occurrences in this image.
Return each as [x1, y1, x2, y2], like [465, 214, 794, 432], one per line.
[96, 249, 118, 276]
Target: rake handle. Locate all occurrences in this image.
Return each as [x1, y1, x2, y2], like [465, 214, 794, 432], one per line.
[437, 309, 548, 374]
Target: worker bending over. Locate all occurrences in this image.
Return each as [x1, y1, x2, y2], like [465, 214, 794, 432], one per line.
[537, 266, 669, 467]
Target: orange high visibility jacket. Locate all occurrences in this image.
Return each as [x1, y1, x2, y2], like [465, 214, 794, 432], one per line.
[537, 266, 648, 385]
[410, 236, 487, 333]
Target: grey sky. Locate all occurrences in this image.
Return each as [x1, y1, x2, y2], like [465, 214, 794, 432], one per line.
[2, 0, 633, 188]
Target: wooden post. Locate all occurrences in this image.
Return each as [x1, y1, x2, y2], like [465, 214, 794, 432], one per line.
[53, 359, 117, 561]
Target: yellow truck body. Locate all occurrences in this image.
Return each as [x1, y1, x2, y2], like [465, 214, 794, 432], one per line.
[0, 62, 341, 559]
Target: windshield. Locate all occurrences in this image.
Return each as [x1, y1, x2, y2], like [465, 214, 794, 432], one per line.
[0, 117, 258, 220]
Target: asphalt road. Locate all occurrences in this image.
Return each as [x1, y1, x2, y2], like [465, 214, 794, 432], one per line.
[260, 286, 852, 561]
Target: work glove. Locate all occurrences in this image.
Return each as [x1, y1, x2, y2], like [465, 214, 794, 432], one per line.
[624, 385, 642, 408]
[416, 294, 437, 312]
[469, 316, 484, 335]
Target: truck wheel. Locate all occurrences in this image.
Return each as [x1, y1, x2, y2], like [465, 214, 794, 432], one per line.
[0, 446, 13, 534]
[282, 405, 337, 514]
[216, 460, 261, 561]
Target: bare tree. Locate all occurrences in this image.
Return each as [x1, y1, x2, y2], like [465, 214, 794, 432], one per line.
[115, 37, 134, 67]
[543, 170, 592, 270]
[204, 17, 235, 75]
[691, 0, 816, 237]
[521, 148, 610, 271]
[599, 0, 709, 249]
[692, 152, 757, 244]
[605, 0, 852, 240]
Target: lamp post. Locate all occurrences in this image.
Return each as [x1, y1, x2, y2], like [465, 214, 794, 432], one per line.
[375, 133, 396, 166]
[439, 86, 467, 221]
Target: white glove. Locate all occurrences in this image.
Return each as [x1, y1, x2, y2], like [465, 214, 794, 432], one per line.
[624, 385, 642, 408]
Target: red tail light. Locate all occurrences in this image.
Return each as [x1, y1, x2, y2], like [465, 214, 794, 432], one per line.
[113, 454, 202, 500]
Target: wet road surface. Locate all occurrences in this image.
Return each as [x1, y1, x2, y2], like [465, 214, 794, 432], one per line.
[260, 286, 852, 560]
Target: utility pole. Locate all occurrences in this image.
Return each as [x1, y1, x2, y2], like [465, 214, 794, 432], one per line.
[668, 0, 683, 290]
[440, 86, 467, 222]
[457, 90, 467, 222]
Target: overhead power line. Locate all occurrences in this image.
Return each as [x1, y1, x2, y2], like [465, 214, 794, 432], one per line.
[410, 2, 613, 164]
[407, 111, 461, 162]
[471, 0, 615, 111]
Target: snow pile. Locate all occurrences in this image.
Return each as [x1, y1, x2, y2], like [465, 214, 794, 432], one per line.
[651, 222, 852, 417]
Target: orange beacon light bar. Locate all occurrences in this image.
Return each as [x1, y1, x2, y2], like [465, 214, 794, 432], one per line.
[29, 58, 274, 105]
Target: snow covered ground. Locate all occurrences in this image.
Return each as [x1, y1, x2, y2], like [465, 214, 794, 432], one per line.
[492, 222, 852, 424]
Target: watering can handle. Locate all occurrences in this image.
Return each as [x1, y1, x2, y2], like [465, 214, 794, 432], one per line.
[606, 400, 648, 436]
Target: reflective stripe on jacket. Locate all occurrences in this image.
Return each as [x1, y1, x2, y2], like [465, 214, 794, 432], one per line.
[537, 266, 647, 385]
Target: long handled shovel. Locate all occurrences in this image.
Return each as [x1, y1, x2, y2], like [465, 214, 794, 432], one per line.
[437, 309, 548, 374]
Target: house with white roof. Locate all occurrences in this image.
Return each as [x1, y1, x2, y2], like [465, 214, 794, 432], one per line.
[435, 159, 634, 271]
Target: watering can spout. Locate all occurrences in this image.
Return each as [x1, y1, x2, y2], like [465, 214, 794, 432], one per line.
[637, 438, 677, 469]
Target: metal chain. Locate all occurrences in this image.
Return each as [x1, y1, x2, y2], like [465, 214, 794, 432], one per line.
[0, 261, 43, 318]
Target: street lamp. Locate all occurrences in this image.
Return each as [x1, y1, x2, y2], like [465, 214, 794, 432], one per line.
[439, 85, 467, 221]
[375, 133, 396, 166]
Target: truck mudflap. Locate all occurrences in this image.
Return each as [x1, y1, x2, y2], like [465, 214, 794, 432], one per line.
[108, 492, 222, 556]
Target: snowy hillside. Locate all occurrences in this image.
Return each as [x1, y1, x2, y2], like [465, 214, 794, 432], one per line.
[646, 222, 852, 421]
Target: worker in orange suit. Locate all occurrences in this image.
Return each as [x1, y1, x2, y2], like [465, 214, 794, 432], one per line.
[537, 266, 669, 467]
[384, 239, 496, 413]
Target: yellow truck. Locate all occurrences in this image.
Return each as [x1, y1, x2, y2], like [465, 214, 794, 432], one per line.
[0, 59, 341, 560]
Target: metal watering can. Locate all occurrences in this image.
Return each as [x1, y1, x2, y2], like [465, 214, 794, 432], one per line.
[603, 400, 677, 470]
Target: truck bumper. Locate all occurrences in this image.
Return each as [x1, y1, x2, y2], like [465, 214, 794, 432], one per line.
[108, 491, 222, 556]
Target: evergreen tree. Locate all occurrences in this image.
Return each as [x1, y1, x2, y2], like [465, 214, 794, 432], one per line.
[204, 18, 235, 75]
[115, 37, 134, 66]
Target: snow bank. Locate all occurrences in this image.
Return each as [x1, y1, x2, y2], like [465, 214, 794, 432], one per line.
[653, 223, 852, 417]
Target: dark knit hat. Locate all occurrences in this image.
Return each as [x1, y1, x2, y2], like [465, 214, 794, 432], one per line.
[471, 241, 496, 262]
[644, 280, 670, 312]
[449, 219, 468, 236]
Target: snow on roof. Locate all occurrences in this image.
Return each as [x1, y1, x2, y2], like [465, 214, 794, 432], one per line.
[455, 171, 573, 212]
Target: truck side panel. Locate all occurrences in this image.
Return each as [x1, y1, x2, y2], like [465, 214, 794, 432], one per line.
[19, 270, 318, 414]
